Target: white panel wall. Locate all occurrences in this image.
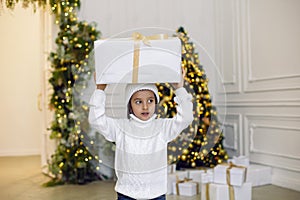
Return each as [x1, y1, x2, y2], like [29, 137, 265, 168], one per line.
[215, 0, 300, 191]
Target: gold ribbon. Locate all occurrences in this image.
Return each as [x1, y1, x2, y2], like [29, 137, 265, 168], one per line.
[169, 164, 175, 173]
[205, 183, 210, 200]
[131, 32, 168, 83]
[175, 176, 199, 195]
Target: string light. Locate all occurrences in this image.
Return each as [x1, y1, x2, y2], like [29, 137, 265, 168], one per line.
[157, 27, 228, 169]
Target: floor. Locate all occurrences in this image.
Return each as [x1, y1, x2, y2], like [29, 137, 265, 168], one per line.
[0, 156, 299, 200]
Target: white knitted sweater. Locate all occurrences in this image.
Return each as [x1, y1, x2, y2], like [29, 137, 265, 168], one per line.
[89, 87, 193, 199]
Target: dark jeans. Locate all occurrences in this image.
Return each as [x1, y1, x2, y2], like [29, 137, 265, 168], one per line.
[117, 192, 166, 200]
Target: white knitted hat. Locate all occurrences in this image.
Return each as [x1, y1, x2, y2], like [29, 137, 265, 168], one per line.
[125, 83, 160, 105]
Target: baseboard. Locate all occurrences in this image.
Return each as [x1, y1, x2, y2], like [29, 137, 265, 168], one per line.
[272, 168, 300, 192]
[0, 149, 40, 157]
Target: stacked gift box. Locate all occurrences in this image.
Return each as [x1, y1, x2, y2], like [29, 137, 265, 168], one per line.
[167, 156, 272, 198]
[167, 164, 212, 196]
[201, 161, 252, 200]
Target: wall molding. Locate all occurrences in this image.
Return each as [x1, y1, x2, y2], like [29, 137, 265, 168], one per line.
[248, 74, 300, 82]
[215, 99, 300, 107]
[245, 114, 300, 162]
[220, 113, 242, 155]
[251, 153, 300, 173]
[241, 0, 300, 93]
[249, 123, 300, 160]
[214, 0, 242, 94]
[223, 122, 238, 150]
[245, 114, 300, 157]
[245, 113, 300, 120]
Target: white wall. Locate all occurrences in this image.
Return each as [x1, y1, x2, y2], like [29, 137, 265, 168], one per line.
[0, 5, 44, 156]
[216, 0, 300, 191]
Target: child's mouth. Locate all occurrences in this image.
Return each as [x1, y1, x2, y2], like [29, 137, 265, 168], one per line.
[141, 112, 149, 116]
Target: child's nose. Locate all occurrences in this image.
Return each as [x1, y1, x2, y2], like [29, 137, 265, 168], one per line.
[142, 102, 148, 109]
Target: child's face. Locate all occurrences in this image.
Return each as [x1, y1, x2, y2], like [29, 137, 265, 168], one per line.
[130, 90, 156, 121]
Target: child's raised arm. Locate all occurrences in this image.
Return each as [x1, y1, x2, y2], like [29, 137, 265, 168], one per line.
[89, 73, 116, 142]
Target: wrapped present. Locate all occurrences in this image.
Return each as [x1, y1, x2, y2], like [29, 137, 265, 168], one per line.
[200, 170, 214, 184]
[201, 182, 252, 200]
[184, 167, 213, 180]
[213, 163, 247, 186]
[173, 178, 199, 196]
[167, 164, 176, 174]
[227, 156, 250, 167]
[182, 168, 214, 190]
[167, 170, 188, 195]
[246, 164, 272, 187]
[186, 169, 206, 192]
[94, 32, 182, 84]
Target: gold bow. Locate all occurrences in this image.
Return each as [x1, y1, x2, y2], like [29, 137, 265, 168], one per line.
[131, 32, 168, 83]
[132, 32, 168, 46]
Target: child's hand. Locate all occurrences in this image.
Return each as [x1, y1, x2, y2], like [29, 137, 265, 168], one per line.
[172, 68, 186, 89]
[94, 72, 107, 90]
[97, 84, 107, 90]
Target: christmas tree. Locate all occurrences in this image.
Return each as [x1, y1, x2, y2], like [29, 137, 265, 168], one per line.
[157, 27, 228, 169]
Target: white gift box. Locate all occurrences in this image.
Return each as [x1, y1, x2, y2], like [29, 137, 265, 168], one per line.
[167, 170, 188, 195]
[200, 171, 214, 184]
[167, 164, 177, 174]
[201, 182, 252, 200]
[213, 164, 246, 186]
[185, 168, 214, 190]
[186, 169, 206, 192]
[172, 181, 198, 196]
[246, 164, 272, 187]
[94, 35, 182, 84]
[228, 156, 250, 167]
[188, 169, 206, 183]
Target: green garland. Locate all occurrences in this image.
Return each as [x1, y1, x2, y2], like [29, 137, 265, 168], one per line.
[1, 0, 47, 11]
[46, 0, 102, 185]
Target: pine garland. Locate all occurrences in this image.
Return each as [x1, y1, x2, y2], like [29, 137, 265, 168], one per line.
[45, 0, 102, 185]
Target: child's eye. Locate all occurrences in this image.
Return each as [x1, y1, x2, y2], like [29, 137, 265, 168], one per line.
[147, 99, 154, 104]
[135, 100, 142, 105]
